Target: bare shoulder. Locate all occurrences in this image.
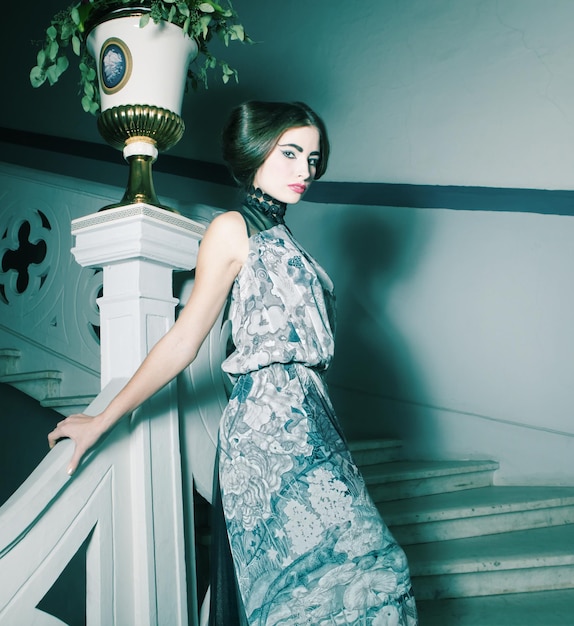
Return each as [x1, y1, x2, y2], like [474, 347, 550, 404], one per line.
[199, 210, 249, 266]
[203, 210, 246, 241]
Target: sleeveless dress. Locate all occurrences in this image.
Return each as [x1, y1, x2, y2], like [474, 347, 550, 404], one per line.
[216, 217, 418, 625]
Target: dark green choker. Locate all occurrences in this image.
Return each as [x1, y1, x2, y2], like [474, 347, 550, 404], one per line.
[244, 186, 287, 225]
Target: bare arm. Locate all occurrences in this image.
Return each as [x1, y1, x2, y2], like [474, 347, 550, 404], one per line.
[48, 210, 248, 474]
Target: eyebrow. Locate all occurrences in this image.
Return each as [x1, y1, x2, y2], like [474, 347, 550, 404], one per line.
[278, 143, 320, 156]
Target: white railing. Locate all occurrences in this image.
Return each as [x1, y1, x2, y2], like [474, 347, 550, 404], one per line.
[0, 379, 126, 625]
[0, 204, 208, 625]
[0, 163, 108, 400]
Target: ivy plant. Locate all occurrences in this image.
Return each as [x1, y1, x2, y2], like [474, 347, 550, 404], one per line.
[30, 0, 250, 114]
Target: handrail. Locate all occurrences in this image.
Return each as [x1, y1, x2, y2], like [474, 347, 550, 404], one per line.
[0, 378, 127, 557]
[0, 439, 74, 557]
[0, 379, 129, 624]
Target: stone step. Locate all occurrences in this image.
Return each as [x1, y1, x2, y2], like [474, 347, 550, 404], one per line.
[0, 348, 20, 376]
[407, 523, 574, 600]
[361, 459, 499, 502]
[416, 588, 574, 626]
[382, 485, 574, 544]
[0, 371, 62, 401]
[41, 395, 97, 416]
[348, 438, 403, 465]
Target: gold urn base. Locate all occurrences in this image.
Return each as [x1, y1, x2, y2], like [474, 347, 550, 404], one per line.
[97, 104, 185, 212]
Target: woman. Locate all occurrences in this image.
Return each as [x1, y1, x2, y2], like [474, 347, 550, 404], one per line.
[48, 101, 418, 625]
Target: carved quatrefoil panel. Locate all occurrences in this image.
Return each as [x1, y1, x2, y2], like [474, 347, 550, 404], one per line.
[0, 210, 51, 305]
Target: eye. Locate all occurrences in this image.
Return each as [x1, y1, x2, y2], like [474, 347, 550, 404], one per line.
[281, 150, 296, 159]
[308, 156, 319, 167]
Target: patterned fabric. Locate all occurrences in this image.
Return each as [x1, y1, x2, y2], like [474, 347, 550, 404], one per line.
[218, 224, 418, 625]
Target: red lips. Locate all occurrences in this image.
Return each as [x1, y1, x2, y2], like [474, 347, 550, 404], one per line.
[289, 184, 307, 194]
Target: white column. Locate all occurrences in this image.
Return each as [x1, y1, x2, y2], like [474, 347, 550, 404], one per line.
[71, 204, 205, 626]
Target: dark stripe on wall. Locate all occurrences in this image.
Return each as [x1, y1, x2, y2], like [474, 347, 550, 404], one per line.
[305, 181, 574, 215]
[2, 126, 574, 216]
[0, 126, 234, 187]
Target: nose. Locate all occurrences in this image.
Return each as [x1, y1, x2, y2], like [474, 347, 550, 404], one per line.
[297, 159, 312, 180]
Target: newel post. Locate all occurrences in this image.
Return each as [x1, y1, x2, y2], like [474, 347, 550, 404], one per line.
[71, 204, 205, 626]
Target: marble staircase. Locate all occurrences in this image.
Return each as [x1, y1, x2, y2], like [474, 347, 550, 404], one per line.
[349, 440, 574, 624]
[0, 348, 96, 416]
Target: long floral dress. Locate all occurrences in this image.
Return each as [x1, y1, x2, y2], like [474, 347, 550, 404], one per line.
[217, 219, 418, 626]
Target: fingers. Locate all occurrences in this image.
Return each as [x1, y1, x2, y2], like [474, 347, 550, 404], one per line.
[67, 447, 83, 476]
[48, 414, 86, 444]
[47, 421, 65, 449]
[46, 413, 93, 475]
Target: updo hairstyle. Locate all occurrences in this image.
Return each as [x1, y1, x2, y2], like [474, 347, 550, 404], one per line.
[222, 101, 330, 189]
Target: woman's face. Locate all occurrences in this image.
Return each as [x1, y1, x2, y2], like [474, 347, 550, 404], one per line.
[253, 125, 320, 204]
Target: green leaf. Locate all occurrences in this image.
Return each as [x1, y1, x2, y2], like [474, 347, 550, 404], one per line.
[199, 15, 211, 38]
[77, 3, 92, 31]
[177, 2, 190, 17]
[45, 64, 62, 86]
[36, 50, 46, 67]
[81, 94, 92, 113]
[168, 5, 176, 22]
[80, 60, 95, 77]
[56, 56, 69, 73]
[30, 66, 46, 88]
[71, 7, 81, 26]
[61, 23, 74, 40]
[221, 63, 238, 84]
[47, 25, 57, 41]
[48, 41, 59, 61]
[196, 65, 208, 88]
[199, 3, 215, 12]
[72, 35, 81, 56]
[140, 13, 151, 27]
[229, 24, 244, 42]
[81, 93, 99, 115]
[206, 1, 225, 12]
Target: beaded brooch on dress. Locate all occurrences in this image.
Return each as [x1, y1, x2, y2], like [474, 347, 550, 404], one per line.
[244, 186, 287, 224]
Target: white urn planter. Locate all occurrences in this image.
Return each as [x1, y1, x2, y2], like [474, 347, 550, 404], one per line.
[87, 10, 198, 210]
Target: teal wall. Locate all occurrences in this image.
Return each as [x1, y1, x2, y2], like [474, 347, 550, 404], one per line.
[288, 200, 574, 485]
[5, 0, 574, 189]
[1, 0, 573, 484]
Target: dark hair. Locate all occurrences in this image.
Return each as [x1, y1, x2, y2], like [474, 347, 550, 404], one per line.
[222, 101, 330, 188]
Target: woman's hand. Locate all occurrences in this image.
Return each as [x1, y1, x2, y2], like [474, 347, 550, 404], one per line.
[48, 413, 107, 476]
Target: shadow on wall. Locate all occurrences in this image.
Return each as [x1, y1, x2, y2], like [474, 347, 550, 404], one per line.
[324, 204, 430, 442]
